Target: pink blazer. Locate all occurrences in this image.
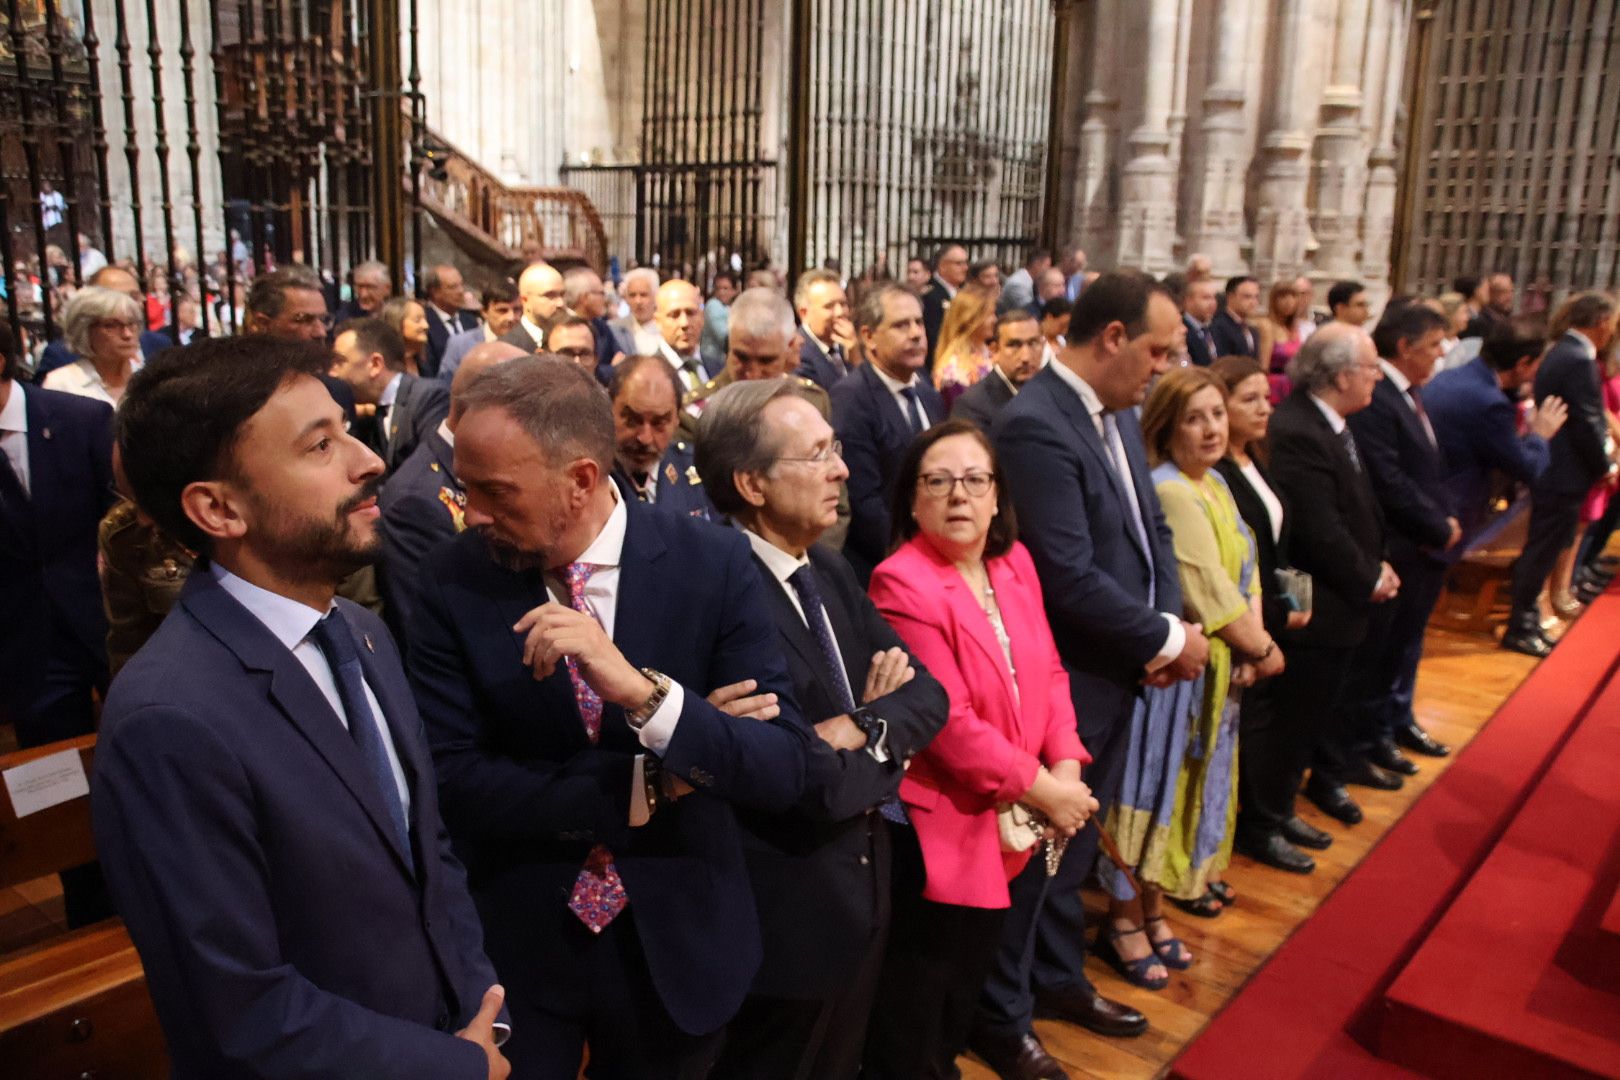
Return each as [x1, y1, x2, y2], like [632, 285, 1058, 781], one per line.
[869, 536, 1088, 908]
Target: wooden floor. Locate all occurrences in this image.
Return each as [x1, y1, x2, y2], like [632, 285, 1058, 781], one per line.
[957, 622, 1545, 1080]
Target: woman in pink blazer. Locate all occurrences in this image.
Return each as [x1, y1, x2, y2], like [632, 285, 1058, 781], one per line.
[863, 419, 1097, 1080]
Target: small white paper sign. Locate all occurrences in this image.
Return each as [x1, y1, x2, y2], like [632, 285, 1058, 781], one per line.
[4, 748, 91, 819]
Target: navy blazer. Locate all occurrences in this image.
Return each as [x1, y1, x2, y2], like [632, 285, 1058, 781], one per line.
[378, 428, 463, 641]
[374, 374, 450, 475]
[740, 542, 947, 998]
[1347, 373, 1453, 562]
[1209, 309, 1257, 359]
[950, 369, 1015, 433]
[797, 335, 846, 390]
[423, 306, 480, 380]
[0, 383, 115, 726]
[92, 571, 501, 1078]
[991, 364, 1183, 731]
[1533, 332, 1609, 497]
[1183, 314, 1217, 368]
[1424, 356, 1551, 539]
[829, 362, 946, 581]
[408, 504, 812, 1035]
[610, 438, 715, 520]
[920, 277, 952, 368]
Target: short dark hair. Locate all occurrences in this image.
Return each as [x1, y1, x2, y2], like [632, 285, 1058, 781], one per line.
[1451, 275, 1481, 298]
[1555, 291, 1620, 335]
[1224, 275, 1257, 297]
[608, 353, 682, 408]
[694, 377, 816, 518]
[994, 308, 1040, 340]
[712, 270, 739, 291]
[246, 265, 324, 320]
[889, 419, 1017, 559]
[1372, 302, 1448, 359]
[1327, 280, 1366, 311]
[1066, 270, 1170, 346]
[549, 313, 597, 346]
[456, 355, 614, 473]
[932, 243, 966, 269]
[481, 280, 519, 308]
[116, 337, 331, 553]
[1479, 328, 1545, 372]
[1041, 297, 1073, 321]
[0, 319, 19, 381]
[1160, 272, 1188, 305]
[335, 317, 406, 372]
[854, 281, 918, 333]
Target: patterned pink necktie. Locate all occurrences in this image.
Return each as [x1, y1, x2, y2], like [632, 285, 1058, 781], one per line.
[559, 562, 629, 932]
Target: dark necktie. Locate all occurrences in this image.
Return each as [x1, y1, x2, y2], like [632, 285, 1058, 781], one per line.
[308, 610, 411, 859]
[1408, 385, 1438, 448]
[898, 386, 925, 434]
[631, 472, 653, 503]
[1340, 427, 1363, 473]
[829, 342, 848, 377]
[557, 562, 629, 932]
[1202, 326, 1216, 359]
[0, 445, 28, 506]
[681, 356, 704, 392]
[1101, 411, 1157, 605]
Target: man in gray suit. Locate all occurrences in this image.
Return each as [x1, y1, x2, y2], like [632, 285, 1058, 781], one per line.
[331, 318, 450, 476]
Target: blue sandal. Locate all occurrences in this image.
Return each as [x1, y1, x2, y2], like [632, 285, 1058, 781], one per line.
[1095, 923, 1169, 990]
[1145, 914, 1193, 970]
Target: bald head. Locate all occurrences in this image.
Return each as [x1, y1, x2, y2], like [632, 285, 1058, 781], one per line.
[518, 262, 566, 325]
[450, 340, 527, 425]
[654, 279, 705, 355]
[89, 265, 142, 303]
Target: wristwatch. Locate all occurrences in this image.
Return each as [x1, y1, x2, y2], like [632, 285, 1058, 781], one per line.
[848, 706, 892, 763]
[626, 668, 673, 729]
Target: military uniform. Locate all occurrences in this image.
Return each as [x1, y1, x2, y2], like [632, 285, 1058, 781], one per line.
[98, 500, 193, 678]
[678, 367, 832, 439]
[377, 427, 465, 640]
[611, 438, 715, 520]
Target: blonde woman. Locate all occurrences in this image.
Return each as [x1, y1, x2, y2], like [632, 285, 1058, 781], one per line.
[930, 283, 997, 409]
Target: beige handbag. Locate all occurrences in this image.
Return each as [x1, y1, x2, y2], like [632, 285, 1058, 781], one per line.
[996, 802, 1043, 853]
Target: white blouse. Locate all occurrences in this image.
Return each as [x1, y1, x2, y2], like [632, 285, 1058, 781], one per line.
[1239, 460, 1283, 544]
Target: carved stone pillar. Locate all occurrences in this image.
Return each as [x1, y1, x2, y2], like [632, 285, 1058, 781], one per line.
[1185, 0, 1253, 275]
[1311, 0, 1373, 281]
[1252, 0, 1320, 284]
[1073, 2, 1120, 263]
[1116, 0, 1180, 273]
[1361, 0, 1406, 295]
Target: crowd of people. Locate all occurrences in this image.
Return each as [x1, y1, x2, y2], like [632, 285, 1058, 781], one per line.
[3, 234, 1616, 1080]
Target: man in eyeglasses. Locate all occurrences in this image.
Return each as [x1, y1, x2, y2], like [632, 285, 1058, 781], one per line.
[546, 315, 614, 386]
[694, 377, 947, 1080]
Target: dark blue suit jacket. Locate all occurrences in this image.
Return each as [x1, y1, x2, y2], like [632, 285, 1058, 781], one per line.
[829, 363, 946, 581]
[424, 306, 480, 380]
[610, 438, 714, 520]
[797, 335, 845, 390]
[92, 571, 501, 1078]
[408, 504, 812, 1035]
[1183, 314, 1217, 368]
[1533, 332, 1609, 497]
[378, 428, 462, 641]
[1208, 309, 1256, 359]
[1425, 356, 1551, 539]
[991, 365, 1182, 732]
[1347, 373, 1453, 564]
[0, 383, 115, 728]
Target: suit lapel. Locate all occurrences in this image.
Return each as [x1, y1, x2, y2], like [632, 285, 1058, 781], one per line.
[388, 376, 412, 468]
[1038, 372, 1143, 559]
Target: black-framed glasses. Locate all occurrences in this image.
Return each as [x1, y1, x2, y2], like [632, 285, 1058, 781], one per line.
[776, 439, 843, 467]
[917, 471, 995, 498]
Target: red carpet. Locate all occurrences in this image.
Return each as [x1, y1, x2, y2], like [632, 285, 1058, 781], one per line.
[1171, 592, 1620, 1080]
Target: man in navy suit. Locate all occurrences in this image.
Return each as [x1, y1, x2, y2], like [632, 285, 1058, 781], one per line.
[442, 281, 522, 383]
[794, 268, 854, 389]
[830, 283, 946, 582]
[330, 317, 451, 476]
[972, 272, 1211, 1073]
[609, 354, 715, 518]
[1425, 327, 1567, 544]
[94, 336, 510, 1079]
[1181, 277, 1220, 368]
[421, 264, 481, 379]
[1344, 303, 1461, 776]
[408, 357, 813, 1077]
[1505, 294, 1619, 655]
[1209, 275, 1259, 358]
[920, 243, 970, 369]
[950, 308, 1044, 434]
[378, 340, 526, 640]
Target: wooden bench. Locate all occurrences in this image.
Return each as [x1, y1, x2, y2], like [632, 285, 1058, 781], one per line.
[0, 735, 168, 1078]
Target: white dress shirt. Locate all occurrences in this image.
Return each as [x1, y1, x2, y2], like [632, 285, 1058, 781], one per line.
[1047, 360, 1185, 671]
[209, 562, 412, 818]
[42, 357, 129, 409]
[518, 316, 547, 349]
[376, 371, 404, 449]
[744, 529, 850, 681]
[0, 382, 30, 497]
[1310, 393, 1347, 434]
[870, 364, 932, 431]
[1379, 359, 1438, 448]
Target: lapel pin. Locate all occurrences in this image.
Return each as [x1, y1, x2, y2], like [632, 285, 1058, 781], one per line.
[665, 462, 678, 485]
[363, 633, 375, 654]
[41, 427, 52, 440]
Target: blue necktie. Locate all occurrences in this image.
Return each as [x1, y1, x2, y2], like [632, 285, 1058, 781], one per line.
[898, 386, 925, 434]
[787, 564, 909, 825]
[309, 610, 412, 859]
[1102, 411, 1157, 607]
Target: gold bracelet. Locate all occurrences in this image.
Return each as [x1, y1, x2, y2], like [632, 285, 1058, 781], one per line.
[626, 668, 672, 729]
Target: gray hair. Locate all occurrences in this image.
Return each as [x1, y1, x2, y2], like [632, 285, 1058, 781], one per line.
[246, 265, 323, 320]
[351, 260, 389, 285]
[792, 268, 841, 311]
[63, 286, 143, 357]
[727, 287, 795, 346]
[854, 281, 916, 333]
[1287, 326, 1361, 395]
[456, 355, 614, 473]
[694, 377, 816, 517]
[563, 265, 603, 307]
[623, 266, 660, 293]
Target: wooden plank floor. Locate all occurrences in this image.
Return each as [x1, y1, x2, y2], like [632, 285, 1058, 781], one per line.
[957, 623, 1544, 1080]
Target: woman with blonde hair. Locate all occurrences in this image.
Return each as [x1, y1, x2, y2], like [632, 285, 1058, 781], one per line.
[931, 283, 997, 408]
[1254, 280, 1305, 397]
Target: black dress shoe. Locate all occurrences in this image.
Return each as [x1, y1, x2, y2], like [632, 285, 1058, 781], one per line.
[1343, 759, 1405, 791]
[967, 1029, 1071, 1080]
[1368, 739, 1419, 776]
[1501, 629, 1553, 657]
[1395, 721, 1451, 757]
[1282, 815, 1333, 850]
[1236, 832, 1316, 873]
[1304, 780, 1363, 825]
[1033, 987, 1149, 1038]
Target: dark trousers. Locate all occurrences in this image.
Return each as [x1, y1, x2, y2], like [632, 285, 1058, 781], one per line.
[499, 910, 723, 1080]
[864, 825, 1006, 1080]
[975, 694, 1133, 1038]
[1251, 643, 1355, 815]
[1236, 677, 1281, 842]
[1345, 552, 1448, 750]
[1577, 493, 1620, 568]
[1510, 488, 1584, 619]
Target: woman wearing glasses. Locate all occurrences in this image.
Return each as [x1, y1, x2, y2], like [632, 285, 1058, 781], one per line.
[45, 286, 145, 407]
[864, 419, 1097, 1079]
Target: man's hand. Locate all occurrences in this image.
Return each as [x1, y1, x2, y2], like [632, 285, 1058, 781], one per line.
[1253, 643, 1285, 679]
[1162, 621, 1210, 681]
[814, 714, 869, 751]
[830, 315, 857, 350]
[1444, 516, 1463, 550]
[1230, 662, 1257, 688]
[512, 603, 653, 707]
[609, 350, 627, 368]
[1371, 561, 1401, 603]
[862, 647, 915, 703]
[456, 985, 511, 1080]
[707, 679, 780, 721]
[1531, 395, 1569, 441]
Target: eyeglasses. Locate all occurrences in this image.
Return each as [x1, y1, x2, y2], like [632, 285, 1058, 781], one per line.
[917, 471, 995, 498]
[91, 318, 140, 333]
[776, 439, 843, 467]
[553, 346, 594, 360]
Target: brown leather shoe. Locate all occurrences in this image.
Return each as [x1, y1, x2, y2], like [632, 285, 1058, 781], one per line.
[1033, 987, 1149, 1038]
[966, 1029, 1071, 1080]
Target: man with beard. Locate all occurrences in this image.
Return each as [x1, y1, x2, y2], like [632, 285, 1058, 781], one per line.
[951, 309, 1046, 433]
[93, 337, 511, 1079]
[408, 356, 812, 1077]
[608, 353, 713, 517]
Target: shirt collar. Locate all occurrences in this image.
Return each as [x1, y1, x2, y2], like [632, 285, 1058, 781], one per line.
[570, 484, 628, 570]
[1379, 358, 1412, 393]
[0, 381, 26, 436]
[520, 315, 547, 345]
[1310, 393, 1347, 433]
[933, 275, 958, 299]
[1566, 329, 1599, 360]
[379, 371, 403, 408]
[743, 527, 810, 584]
[871, 363, 918, 395]
[209, 561, 331, 652]
[660, 339, 698, 364]
[436, 418, 454, 447]
[429, 303, 457, 325]
[994, 365, 1021, 395]
[1048, 358, 1105, 419]
[804, 328, 832, 356]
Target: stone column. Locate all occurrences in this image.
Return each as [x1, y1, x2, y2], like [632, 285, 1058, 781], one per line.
[1360, 0, 1405, 298]
[1185, 0, 1253, 275]
[1073, 1, 1120, 264]
[1251, 0, 1320, 284]
[1116, 0, 1180, 273]
[1310, 0, 1373, 282]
